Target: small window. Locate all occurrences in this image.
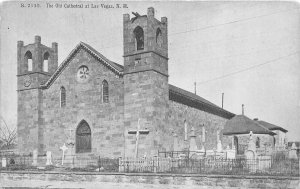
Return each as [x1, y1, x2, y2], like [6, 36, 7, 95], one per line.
[133, 26, 144, 50]
[102, 80, 109, 103]
[156, 28, 163, 47]
[25, 51, 32, 71]
[256, 137, 260, 148]
[60, 86, 66, 107]
[43, 52, 49, 72]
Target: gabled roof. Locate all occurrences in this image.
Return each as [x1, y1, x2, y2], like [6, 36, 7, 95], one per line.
[41, 42, 123, 89]
[41, 42, 235, 119]
[169, 84, 235, 119]
[223, 115, 276, 136]
[256, 120, 288, 133]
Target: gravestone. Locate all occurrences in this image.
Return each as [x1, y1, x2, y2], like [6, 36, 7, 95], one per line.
[225, 145, 236, 159]
[32, 149, 38, 166]
[1, 157, 7, 168]
[245, 131, 257, 172]
[60, 143, 68, 165]
[128, 119, 150, 158]
[217, 140, 223, 153]
[189, 127, 198, 152]
[173, 133, 179, 151]
[288, 143, 298, 159]
[46, 151, 52, 166]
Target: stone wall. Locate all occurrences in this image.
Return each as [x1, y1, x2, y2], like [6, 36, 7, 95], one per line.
[17, 89, 40, 154]
[1, 172, 299, 189]
[231, 133, 275, 155]
[41, 49, 124, 158]
[166, 101, 231, 152]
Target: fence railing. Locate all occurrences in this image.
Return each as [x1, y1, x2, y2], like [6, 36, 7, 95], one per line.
[1, 154, 299, 176]
[118, 156, 299, 176]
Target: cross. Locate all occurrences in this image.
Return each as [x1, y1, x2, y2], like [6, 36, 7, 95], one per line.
[60, 143, 68, 165]
[128, 119, 149, 158]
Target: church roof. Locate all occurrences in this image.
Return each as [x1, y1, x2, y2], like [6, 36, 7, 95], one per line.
[41, 42, 235, 119]
[42, 42, 123, 89]
[255, 120, 288, 133]
[223, 115, 276, 136]
[169, 84, 235, 119]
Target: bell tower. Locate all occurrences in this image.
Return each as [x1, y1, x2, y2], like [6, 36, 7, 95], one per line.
[17, 36, 58, 154]
[123, 8, 169, 157]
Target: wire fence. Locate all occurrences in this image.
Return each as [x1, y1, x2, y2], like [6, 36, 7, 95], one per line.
[0, 154, 299, 176]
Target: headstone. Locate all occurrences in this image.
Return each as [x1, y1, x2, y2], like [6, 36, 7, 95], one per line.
[189, 127, 198, 152]
[217, 140, 223, 153]
[225, 145, 236, 159]
[288, 143, 298, 159]
[173, 133, 179, 151]
[46, 151, 52, 166]
[128, 119, 150, 158]
[60, 143, 68, 165]
[245, 131, 257, 172]
[247, 131, 256, 152]
[1, 157, 7, 168]
[32, 149, 38, 166]
[65, 147, 74, 167]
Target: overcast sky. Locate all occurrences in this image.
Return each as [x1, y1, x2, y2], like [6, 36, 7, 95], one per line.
[1, 1, 299, 141]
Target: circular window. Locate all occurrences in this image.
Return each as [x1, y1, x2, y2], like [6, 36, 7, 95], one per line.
[77, 65, 90, 82]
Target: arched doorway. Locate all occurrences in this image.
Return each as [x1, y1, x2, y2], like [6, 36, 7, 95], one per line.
[76, 120, 91, 153]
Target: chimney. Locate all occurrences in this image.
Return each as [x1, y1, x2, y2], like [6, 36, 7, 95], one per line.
[242, 104, 244, 115]
[194, 82, 197, 95]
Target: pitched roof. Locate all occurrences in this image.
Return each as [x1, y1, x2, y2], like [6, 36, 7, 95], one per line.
[169, 84, 235, 119]
[41, 42, 235, 119]
[41, 42, 123, 89]
[223, 115, 276, 136]
[256, 120, 288, 133]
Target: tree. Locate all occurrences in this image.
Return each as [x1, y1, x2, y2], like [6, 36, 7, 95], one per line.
[0, 116, 17, 149]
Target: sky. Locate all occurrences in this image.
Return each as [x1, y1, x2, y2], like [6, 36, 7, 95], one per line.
[0, 1, 300, 141]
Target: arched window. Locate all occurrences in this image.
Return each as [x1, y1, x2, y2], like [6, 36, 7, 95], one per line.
[102, 80, 109, 103]
[256, 137, 260, 148]
[60, 86, 66, 107]
[25, 51, 33, 71]
[76, 120, 91, 153]
[133, 26, 144, 50]
[43, 52, 49, 72]
[156, 28, 163, 47]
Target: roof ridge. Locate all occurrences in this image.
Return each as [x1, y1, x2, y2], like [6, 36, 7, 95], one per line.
[41, 42, 123, 89]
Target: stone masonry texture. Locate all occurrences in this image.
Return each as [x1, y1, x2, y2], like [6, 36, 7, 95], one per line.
[1, 172, 299, 189]
[17, 8, 234, 158]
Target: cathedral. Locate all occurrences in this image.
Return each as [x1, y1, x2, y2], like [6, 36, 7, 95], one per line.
[17, 7, 236, 158]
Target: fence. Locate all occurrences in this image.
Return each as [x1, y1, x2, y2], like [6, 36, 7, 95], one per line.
[119, 156, 299, 176]
[0, 154, 119, 172]
[0, 154, 299, 176]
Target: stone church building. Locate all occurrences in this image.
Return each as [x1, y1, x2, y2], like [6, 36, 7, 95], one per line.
[17, 7, 236, 158]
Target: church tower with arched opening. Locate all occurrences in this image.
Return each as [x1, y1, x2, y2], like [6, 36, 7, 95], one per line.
[123, 7, 169, 157]
[17, 36, 58, 154]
